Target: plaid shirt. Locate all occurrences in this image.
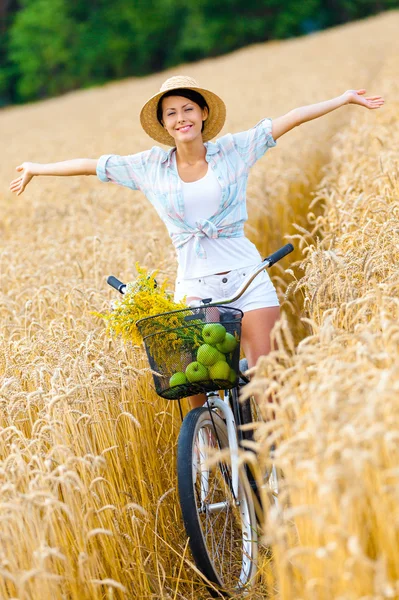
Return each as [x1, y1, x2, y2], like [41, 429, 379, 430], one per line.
[97, 118, 276, 259]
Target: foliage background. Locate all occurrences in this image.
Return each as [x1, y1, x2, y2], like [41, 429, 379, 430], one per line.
[1, 0, 398, 106]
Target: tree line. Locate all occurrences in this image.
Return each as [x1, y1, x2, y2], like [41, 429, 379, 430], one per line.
[0, 0, 397, 107]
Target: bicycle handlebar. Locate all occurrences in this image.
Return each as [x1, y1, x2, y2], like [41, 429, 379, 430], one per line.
[106, 243, 294, 303]
[106, 275, 127, 295]
[264, 243, 294, 267]
[197, 242, 294, 307]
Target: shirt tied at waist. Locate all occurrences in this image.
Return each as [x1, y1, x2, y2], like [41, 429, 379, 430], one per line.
[171, 218, 245, 259]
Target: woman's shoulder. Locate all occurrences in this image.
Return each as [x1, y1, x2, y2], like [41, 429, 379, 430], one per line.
[146, 144, 175, 165]
[215, 119, 273, 142]
[120, 145, 174, 169]
[209, 132, 235, 153]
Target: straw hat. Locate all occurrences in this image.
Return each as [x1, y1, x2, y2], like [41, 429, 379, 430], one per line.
[140, 75, 226, 146]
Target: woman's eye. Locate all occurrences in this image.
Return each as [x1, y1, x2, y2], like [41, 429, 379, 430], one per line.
[185, 108, 193, 111]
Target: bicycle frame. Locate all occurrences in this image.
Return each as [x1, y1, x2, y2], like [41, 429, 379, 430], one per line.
[190, 244, 294, 501]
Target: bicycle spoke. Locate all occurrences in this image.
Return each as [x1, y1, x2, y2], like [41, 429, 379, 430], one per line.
[194, 426, 250, 583]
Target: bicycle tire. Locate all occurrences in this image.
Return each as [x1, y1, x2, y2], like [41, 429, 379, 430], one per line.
[177, 407, 258, 595]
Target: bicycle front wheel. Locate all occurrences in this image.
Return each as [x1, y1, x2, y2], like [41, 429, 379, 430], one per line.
[177, 407, 258, 595]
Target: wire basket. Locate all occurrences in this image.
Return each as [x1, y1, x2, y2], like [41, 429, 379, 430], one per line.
[136, 305, 243, 400]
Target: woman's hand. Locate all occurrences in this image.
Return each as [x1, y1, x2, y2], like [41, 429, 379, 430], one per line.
[9, 162, 36, 195]
[344, 89, 385, 109]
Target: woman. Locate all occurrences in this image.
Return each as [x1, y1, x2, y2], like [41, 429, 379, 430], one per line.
[9, 76, 384, 406]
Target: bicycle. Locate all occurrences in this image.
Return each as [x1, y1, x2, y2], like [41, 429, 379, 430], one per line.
[107, 242, 293, 596]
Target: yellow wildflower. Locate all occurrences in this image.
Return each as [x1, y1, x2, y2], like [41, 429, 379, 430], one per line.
[97, 263, 204, 370]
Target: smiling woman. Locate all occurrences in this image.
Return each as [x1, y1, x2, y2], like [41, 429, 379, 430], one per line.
[9, 74, 384, 408]
[157, 88, 209, 133]
[160, 93, 210, 183]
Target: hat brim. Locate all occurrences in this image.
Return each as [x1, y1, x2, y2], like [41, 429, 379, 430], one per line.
[140, 86, 226, 146]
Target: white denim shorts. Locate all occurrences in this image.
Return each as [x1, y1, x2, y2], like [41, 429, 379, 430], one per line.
[174, 265, 279, 313]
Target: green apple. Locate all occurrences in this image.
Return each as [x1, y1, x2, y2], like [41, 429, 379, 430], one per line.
[209, 360, 231, 381]
[228, 368, 237, 384]
[196, 344, 220, 366]
[202, 323, 226, 345]
[216, 351, 227, 362]
[185, 361, 209, 383]
[216, 333, 237, 354]
[169, 372, 188, 387]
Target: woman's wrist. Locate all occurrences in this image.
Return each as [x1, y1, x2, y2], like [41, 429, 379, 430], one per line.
[20, 161, 36, 176]
[342, 90, 364, 105]
[341, 91, 352, 105]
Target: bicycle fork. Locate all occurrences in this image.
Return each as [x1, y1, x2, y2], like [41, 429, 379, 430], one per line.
[201, 392, 240, 504]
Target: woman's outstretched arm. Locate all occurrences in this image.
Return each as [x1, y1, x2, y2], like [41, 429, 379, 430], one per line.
[271, 89, 385, 141]
[9, 158, 98, 195]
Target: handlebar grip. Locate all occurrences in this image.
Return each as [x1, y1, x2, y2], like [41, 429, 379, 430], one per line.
[264, 243, 294, 267]
[107, 275, 127, 294]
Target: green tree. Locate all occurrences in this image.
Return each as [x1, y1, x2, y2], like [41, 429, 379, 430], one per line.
[8, 0, 184, 101]
[72, 0, 182, 79]
[169, 0, 322, 64]
[0, 0, 19, 106]
[3, 0, 399, 105]
[8, 0, 77, 100]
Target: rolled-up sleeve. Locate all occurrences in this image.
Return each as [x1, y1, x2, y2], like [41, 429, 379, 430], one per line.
[231, 118, 277, 168]
[96, 150, 150, 191]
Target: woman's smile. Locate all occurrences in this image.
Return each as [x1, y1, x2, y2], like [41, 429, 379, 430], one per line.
[176, 124, 193, 133]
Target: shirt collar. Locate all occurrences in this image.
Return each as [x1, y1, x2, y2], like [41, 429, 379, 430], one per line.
[161, 141, 220, 167]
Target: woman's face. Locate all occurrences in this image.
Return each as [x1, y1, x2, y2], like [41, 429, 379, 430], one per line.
[161, 95, 208, 144]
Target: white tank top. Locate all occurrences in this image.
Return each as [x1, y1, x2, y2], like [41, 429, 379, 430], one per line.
[177, 168, 261, 280]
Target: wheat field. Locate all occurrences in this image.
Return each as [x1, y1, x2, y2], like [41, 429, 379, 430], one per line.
[1, 10, 399, 599]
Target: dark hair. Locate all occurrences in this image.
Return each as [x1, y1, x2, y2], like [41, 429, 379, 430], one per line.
[157, 88, 209, 131]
